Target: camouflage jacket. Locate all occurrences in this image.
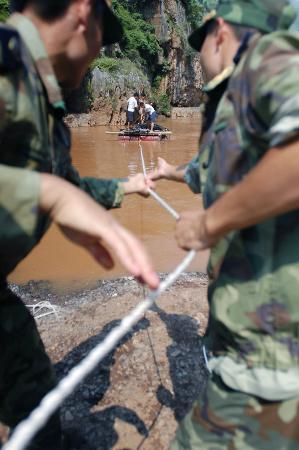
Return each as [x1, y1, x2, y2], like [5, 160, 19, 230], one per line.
[188, 31, 299, 399]
[184, 65, 232, 193]
[0, 14, 124, 278]
[0, 165, 40, 280]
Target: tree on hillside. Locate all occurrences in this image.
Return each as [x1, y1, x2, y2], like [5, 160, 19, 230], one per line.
[0, 0, 9, 21]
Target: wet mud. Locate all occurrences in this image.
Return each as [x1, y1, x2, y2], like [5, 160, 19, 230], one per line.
[1, 273, 209, 449]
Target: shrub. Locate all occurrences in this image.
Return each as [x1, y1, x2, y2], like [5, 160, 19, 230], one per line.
[90, 57, 120, 73]
[181, 0, 205, 29]
[152, 92, 171, 117]
[112, 1, 161, 70]
[0, 0, 9, 22]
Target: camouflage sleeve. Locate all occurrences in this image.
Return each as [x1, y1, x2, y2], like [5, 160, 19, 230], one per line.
[0, 165, 40, 275]
[65, 165, 125, 210]
[184, 154, 201, 194]
[0, 164, 40, 236]
[248, 32, 299, 148]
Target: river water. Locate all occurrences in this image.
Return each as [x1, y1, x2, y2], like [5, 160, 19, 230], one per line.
[9, 118, 209, 289]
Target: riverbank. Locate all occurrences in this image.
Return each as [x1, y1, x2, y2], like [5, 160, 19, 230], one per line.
[1, 273, 209, 449]
[65, 108, 202, 128]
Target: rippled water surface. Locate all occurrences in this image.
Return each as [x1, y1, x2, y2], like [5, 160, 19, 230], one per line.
[10, 118, 209, 288]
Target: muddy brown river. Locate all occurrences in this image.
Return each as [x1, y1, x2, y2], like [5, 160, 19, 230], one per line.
[9, 118, 209, 289]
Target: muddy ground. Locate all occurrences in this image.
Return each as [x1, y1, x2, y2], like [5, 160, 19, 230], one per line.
[0, 273, 209, 449]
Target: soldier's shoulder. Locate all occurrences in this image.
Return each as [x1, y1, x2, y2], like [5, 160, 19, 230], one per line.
[0, 23, 22, 71]
[246, 30, 299, 69]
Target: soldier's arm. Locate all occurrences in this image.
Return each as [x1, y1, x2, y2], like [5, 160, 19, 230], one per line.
[0, 165, 158, 288]
[176, 139, 299, 250]
[39, 174, 159, 289]
[66, 165, 154, 209]
[147, 157, 189, 183]
[0, 164, 40, 245]
[175, 33, 299, 251]
[118, 174, 155, 197]
[147, 155, 201, 193]
[202, 34, 299, 244]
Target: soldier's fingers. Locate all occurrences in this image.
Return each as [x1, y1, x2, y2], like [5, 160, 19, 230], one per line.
[105, 232, 139, 275]
[175, 225, 201, 251]
[157, 157, 166, 166]
[139, 191, 150, 198]
[88, 243, 114, 269]
[146, 170, 160, 181]
[113, 225, 159, 290]
[146, 179, 156, 190]
[135, 275, 145, 285]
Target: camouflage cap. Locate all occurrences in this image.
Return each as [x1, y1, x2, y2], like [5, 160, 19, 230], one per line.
[189, 0, 297, 51]
[99, 0, 123, 46]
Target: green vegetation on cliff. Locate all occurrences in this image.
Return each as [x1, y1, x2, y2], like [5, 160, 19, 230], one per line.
[109, 0, 203, 113]
[90, 56, 147, 79]
[0, 0, 208, 113]
[181, 0, 205, 29]
[0, 0, 9, 22]
[110, 0, 173, 114]
[112, 1, 161, 68]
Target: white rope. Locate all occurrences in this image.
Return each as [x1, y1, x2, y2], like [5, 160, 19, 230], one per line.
[202, 344, 212, 374]
[140, 142, 210, 373]
[148, 188, 180, 221]
[27, 301, 59, 320]
[139, 142, 180, 220]
[3, 251, 195, 450]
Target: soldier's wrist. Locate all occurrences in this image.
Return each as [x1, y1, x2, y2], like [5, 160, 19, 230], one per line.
[204, 206, 226, 244]
[118, 178, 132, 195]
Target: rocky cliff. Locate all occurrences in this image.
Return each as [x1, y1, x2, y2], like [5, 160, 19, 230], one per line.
[143, 0, 204, 107]
[66, 0, 206, 126]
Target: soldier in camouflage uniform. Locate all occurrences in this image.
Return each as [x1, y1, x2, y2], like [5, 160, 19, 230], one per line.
[0, 165, 159, 449]
[0, 1, 159, 449]
[150, 0, 299, 448]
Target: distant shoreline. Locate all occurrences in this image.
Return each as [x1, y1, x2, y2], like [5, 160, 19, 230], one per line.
[64, 108, 202, 128]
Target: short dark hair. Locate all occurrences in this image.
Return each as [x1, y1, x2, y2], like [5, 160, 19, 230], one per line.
[10, 0, 73, 20]
[206, 18, 258, 42]
[10, 0, 103, 22]
[134, 92, 139, 97]
[230, 23, 258, 41]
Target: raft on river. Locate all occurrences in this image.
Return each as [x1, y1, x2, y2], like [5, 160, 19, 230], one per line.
[106, 124, 171, 142]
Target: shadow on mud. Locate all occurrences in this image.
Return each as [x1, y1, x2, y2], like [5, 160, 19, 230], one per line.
[152, 304, 208, 421]
[54, 306, 208, 449]
[55, 318, 149, 450]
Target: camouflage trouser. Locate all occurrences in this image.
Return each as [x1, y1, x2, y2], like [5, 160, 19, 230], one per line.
[171, 373, 299, 450]
[0, 286, 62, 449]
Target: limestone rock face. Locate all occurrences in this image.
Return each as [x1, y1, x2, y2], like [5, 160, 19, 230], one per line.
[66, 69, 150, 126]
[148, 0, 204, 107]
[66, 0, 204, 122]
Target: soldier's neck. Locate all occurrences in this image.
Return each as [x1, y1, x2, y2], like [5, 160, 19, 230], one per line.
[22, 8, 74, 82]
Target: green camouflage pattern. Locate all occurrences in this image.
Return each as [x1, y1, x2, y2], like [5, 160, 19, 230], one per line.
[185, 66, 233, 195]
[216, 0, 296, 33]
[186, 29, 299, 399]
[0, 165, 40, 279]
[0, 13, 125, 278]
[189, 0, 296, 51]
[204, 30, 299, 380]
[0, 287, 62, 449]
[171, 374, 299, 449]
[0, 13, 123, 448]
[184, 154, 200, 194]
